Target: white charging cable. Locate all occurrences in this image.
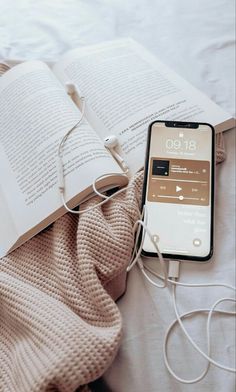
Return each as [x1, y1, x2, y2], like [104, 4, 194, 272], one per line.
[59, 164, 236, 383]
[58, 158, 236, 382]
[56, 93, 235, 383]
[139, 261, 236, 383]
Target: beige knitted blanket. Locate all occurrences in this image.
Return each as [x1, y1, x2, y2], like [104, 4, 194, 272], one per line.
[0, 62, 226, 392]
[0, 172, 143, 392]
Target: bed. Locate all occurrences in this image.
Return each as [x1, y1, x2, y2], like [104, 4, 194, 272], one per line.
[0, 0, 235, 391]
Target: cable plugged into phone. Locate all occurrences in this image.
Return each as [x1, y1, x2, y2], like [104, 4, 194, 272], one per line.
[129, 120, 233, 384]
[127, 205, 235, 384]
[168, 259, 180, 279]
[57, 164, 234, 385]
[55, 138, 235, 386]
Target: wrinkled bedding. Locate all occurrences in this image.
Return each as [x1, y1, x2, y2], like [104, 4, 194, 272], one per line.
[0, 0, 235, 391]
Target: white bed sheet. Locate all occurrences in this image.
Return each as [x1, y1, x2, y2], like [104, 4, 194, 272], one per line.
[0, 0, 235, 391]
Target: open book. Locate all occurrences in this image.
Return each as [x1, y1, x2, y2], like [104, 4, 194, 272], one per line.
[0, 38, 234, 257]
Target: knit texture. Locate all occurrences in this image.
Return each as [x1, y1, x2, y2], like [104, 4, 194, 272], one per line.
[0, 62, 226, 392]
[0, 173, 142, 392]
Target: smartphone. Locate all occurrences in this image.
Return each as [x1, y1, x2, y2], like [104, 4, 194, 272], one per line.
[141, 120, 215, 261]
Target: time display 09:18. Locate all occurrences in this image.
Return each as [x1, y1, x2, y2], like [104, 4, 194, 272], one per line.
[165, 139, 197, 151]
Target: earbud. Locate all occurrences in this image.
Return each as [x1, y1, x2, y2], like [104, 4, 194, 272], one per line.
[65, 81, 84, 100]
[104, 135, 118, 149]
[65, 81, 85, 112]
[65, 82, 76, 95]
[104, 135, 129, 173]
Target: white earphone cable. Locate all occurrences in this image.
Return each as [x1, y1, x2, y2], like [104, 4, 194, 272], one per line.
[163, 295, 236, 383]
[140, 262, 236, 383]
[58, 157, 236, 382]
[143, 263, 236, 291]
[57, 95, 86, 195]
[57, 85, 130, 214]
[56, 89, 235, 384]
[61, 173, 133, 215]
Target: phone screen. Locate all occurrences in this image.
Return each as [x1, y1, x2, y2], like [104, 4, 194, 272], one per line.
[142, 121, 214, 260]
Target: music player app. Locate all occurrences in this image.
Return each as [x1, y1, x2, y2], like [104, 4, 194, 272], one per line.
[143, 123, 213, 258]
[148, 158, 210, 206]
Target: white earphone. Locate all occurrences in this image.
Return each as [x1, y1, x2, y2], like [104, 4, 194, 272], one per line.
[104, 135, 129, 173]
[57, 82, 129, 210]
[56, 88, 236, 384]
[65, 82, 128, 173]
[65, 82, 83, 98]
[65, 82, 76, 95]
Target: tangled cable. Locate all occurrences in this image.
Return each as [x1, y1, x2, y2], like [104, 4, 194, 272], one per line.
[57, 105, 235, 384]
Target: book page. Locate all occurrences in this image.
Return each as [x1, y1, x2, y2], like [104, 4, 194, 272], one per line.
[0, 61, 123, 241]
[0, 183, 17, 257]
[53, 38, 234, 174]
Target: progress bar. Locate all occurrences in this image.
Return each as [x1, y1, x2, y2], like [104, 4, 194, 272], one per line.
[157, 195, 199, 200]
[152, 178, 208, 184]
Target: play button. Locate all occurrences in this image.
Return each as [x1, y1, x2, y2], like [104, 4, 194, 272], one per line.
[176, 185, 182, 192]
